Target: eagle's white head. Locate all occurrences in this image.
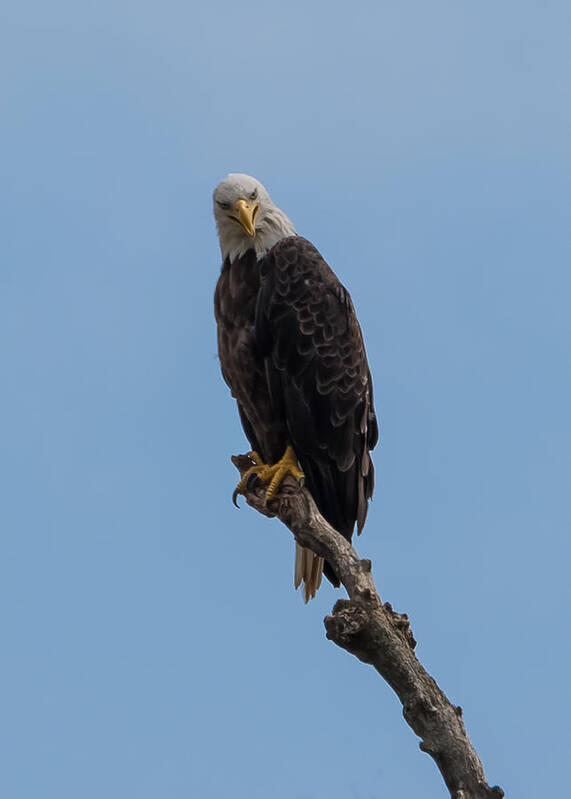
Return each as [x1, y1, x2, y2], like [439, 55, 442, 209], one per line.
[213, 173, 296, 263]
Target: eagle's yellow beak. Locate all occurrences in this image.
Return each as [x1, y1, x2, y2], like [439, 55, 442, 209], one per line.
[233, 198, 258, 237]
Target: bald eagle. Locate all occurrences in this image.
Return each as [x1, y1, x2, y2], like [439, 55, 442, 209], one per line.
[213, 174, 378, 601]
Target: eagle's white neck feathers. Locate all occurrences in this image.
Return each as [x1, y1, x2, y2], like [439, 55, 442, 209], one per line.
[213, 173, 296, 263]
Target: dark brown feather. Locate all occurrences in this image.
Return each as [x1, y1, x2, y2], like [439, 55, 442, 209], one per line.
[214, 236, 378, 586]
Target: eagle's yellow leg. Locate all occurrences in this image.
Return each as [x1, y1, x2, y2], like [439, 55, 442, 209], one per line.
[233, 445, 304, 504]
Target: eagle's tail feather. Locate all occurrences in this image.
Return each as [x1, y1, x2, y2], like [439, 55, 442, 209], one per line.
[294, 543, 324, 603]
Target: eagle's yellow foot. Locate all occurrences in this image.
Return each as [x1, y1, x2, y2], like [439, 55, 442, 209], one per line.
[232, 446, 304, 505]
[265, 445, 305, 500]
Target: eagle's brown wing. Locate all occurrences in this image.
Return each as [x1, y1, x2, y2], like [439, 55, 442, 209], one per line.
[255, 236, 378, 584]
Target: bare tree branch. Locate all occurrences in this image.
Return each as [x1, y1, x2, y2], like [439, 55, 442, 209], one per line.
[232, 454, 504, 799]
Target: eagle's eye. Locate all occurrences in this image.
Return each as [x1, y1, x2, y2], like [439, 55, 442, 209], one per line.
[249, 189, 258, 201]
[217, 200, 230, 210]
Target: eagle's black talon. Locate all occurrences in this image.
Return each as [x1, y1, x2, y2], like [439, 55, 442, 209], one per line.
[232, 488, 241, 507]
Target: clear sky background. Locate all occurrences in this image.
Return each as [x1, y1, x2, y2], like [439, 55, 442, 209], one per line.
[1, 2, 570, 797]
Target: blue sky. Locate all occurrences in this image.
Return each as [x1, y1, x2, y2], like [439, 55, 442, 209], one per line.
[1, 1, 570, 797]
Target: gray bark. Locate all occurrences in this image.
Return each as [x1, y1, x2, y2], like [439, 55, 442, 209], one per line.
[232, 454, 504, 799]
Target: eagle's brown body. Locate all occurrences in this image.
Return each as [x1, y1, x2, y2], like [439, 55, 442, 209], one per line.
[214, 234, 378, 586]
